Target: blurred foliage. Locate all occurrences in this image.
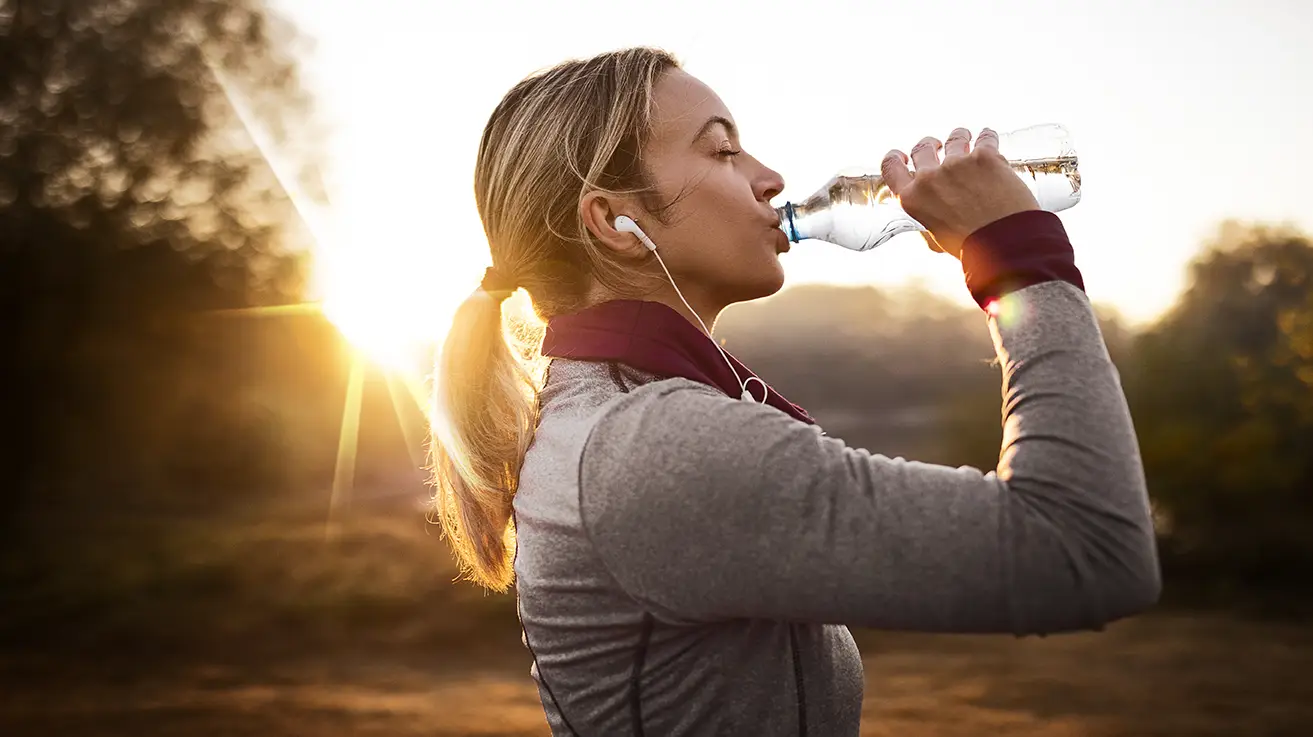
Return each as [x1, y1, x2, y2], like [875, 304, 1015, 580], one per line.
[754, 223, 1313, 603]
[0, 499, 515, 658]
[0, 0, 332, 526]
[1125, 222, 1313, 595]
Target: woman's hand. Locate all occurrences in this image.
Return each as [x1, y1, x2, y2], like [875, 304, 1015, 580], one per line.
[881, 128, 1039, 259]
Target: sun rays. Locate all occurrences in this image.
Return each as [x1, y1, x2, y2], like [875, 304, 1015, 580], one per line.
[202, 49, 442, 540]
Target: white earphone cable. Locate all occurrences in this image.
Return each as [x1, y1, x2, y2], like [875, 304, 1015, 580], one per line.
[649, 249, 767, 403]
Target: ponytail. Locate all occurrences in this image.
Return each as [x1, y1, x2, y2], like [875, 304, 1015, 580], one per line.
[429, 286, 543, 592]
[435, 46, 679, 590]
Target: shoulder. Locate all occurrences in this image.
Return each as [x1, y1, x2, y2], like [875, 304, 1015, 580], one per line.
[577, 376, 826, 525]
[588, 377, 732, 441]
[579, 378, 728, 485]
[583, 377, 820, 471]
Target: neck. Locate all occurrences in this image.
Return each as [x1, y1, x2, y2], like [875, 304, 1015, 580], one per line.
[585, 282, 726, 337]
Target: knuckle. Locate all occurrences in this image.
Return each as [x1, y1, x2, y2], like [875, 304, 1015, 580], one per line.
[909, 170, 937, 190]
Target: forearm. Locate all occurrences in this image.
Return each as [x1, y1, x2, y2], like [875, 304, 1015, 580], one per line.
[988, 280, 1160, 634]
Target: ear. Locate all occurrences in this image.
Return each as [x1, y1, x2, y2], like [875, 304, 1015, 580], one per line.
[581, 190, 649, 259]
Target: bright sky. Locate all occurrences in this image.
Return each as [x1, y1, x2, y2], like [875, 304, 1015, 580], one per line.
[276, 0, 1311, 340]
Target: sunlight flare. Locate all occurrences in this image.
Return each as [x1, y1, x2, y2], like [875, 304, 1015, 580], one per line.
[207, 302, 325, 318]
[385, 373, 430, 471]
[202, 49, 331, 249]
[203, 46, 465, 374]
[326, 352, 366, 539]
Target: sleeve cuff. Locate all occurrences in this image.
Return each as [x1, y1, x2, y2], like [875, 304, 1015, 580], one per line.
[960, 210, 1086, 310]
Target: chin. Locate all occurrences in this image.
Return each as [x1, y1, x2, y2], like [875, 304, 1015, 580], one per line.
[724, 264, 785, 305]
[760, 264, 787, 297]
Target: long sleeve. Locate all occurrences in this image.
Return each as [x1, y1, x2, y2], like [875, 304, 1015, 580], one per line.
[576, 280, 1160, 635]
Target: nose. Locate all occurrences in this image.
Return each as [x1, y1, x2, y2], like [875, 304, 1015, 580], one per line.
[754, 159, 785, 203]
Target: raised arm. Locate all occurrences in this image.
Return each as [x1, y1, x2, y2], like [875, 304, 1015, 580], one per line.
[578, 280, 1159, 634]
[577, 128, 1159, 634]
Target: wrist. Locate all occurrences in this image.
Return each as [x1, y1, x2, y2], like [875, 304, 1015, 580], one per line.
[960, 210, 1085, 311]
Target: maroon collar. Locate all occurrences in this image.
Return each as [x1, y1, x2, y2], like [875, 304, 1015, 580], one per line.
[540, 300, 814, 425]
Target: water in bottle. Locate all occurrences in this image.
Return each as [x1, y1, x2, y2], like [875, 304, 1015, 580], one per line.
[777, 124, 1081, 252]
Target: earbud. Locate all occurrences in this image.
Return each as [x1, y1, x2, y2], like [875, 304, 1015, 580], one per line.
[613, 215, 658, 252]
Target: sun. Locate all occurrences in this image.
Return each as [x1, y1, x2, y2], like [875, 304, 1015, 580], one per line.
[313, 214, 465, 376]
[306, 126, 491, 376]
[205, 48, 490, 378]
[201, 49, 470, 376]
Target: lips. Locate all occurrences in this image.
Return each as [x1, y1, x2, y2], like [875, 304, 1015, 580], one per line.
[774, 228, 790, 254]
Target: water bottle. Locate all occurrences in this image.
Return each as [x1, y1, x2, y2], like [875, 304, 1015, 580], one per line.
[776, 124, 1081, 252]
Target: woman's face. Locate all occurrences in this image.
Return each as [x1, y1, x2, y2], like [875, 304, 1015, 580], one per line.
[634, 69, 789, 310]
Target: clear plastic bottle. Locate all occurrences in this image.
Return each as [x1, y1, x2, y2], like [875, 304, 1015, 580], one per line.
[777, 124, 1081, 252]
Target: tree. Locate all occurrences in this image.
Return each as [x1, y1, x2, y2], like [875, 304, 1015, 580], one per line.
[0, 0, 319, 522]
[1127, 222, 1313, 590]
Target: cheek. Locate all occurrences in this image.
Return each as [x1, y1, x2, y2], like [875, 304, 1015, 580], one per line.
[688, 176, 774, 262]
[678, 172, 758, 245]
[654, 166, 774, 275]
[705, 169, 757, 217]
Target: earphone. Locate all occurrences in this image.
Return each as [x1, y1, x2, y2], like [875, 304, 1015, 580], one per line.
[613, 215, 657, 253]
[613, 215, 767, 404]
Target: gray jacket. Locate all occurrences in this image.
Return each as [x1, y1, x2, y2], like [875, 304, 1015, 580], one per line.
[511, 281, 1161, 736]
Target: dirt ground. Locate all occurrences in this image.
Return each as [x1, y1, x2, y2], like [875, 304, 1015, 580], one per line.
[3, 610, 1311, 737]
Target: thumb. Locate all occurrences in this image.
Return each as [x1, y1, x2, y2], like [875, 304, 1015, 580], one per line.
[920, 230, 944, 254]
[919, 230, 962, 259]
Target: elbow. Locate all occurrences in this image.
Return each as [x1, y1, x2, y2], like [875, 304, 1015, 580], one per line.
[1015, 499, 1163, 635]
[1066, 519, 1162, 631]
[1099, 539, 1162, 623]
[1090, 489, 1163, 624]
[1025, 540, 1161, 636]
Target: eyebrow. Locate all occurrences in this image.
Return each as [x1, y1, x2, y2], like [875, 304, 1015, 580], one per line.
[691, 115, 737, 145]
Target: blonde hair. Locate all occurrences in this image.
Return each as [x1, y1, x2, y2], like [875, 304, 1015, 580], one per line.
[429, 47, 680, 592]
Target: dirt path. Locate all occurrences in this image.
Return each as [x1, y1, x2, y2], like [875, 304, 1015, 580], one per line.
[3, 611, 1311, 736]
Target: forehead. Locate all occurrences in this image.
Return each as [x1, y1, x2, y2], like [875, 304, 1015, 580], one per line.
[647, 69, 734, 148]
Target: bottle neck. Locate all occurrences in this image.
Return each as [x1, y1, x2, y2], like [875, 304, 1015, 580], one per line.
[777, 203, 801, 243]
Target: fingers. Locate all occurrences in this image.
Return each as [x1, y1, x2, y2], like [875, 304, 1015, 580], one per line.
[909, 136, 943, 173]
[881, 149, 913, 196]
[943, 127, 972, 159]
[884, 127, 994, 197]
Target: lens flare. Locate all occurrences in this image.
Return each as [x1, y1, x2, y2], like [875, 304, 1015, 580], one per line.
[200, 47, 452, 530]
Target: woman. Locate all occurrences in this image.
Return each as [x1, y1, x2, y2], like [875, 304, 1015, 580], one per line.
[430, 47, 1160, 736]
